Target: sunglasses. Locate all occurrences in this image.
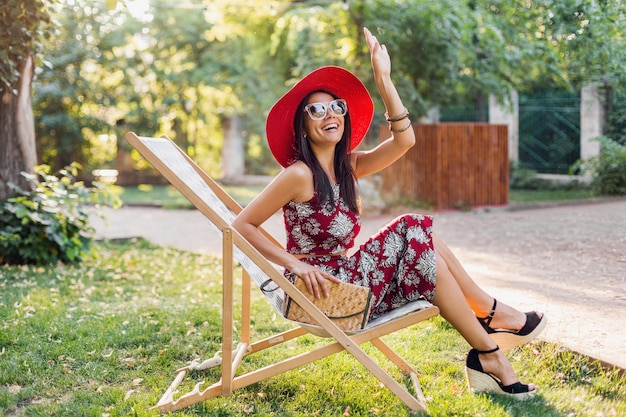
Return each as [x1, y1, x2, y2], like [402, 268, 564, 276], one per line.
[303, 99, 348, 120]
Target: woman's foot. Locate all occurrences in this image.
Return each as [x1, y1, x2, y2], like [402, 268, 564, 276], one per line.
[477, 299, 546, 351]
[465, 346, 537, 399]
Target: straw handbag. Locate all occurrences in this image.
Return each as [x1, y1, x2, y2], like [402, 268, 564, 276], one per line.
[284, 277, 373, 331]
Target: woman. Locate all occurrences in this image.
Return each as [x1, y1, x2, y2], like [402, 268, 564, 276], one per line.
[233, 27, 545, 399]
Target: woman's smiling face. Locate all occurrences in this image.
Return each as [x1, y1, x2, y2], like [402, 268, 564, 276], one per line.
[303, 92, 346, 150]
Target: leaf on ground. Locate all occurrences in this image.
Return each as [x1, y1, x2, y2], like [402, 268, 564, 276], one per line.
[124, 389, 135, 401]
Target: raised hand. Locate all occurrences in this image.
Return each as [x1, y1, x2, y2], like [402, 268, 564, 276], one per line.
[364, 27, 391, 79]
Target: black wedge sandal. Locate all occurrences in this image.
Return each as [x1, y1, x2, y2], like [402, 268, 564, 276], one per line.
[465, 346, 537, 400]
[477, 299, 547, 352]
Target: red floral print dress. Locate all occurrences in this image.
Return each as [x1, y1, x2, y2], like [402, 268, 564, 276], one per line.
[283, 184, 437, 319]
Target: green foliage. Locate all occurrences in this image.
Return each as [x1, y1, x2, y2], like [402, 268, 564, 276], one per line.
[0, 0, 50, 91]
[509, 162, 589, 192]
[364, 0, 571, 119]
[365, 0, 468, 117]
[33, 0, 284, 175]
[25, 0, 626, 177]
[0, 163, 121, 266]
[548, 0, 626, 90]
[573, 136, 626, 195]
[605, 89, 626, 146]
[33, 1, 125, 171]
[509, 162, 544, 190]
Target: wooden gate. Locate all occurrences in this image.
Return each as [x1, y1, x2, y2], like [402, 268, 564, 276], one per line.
[379, 123, 509, 210]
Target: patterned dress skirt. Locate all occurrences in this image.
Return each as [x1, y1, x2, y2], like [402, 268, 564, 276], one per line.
[298, 214, 437, 319]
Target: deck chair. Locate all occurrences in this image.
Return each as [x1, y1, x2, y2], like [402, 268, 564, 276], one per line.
[124, 132, 440, 413]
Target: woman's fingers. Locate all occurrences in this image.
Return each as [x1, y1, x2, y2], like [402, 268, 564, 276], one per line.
[292, 260, 342, 299]
[325, 273, 342, 284]
[301, 273, 318, 299]
[363, 26, 391, 75]
[299, 271, 322, 299]
[313, 272, 330, 299]
[317, 274, 331, 298]
[364, 27, 379, 53]
[300, 271, 339, 299]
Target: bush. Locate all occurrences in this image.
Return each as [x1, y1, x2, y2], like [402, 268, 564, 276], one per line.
[509, 162, 545, 190]
[0, 163, 121, 265]
[573, 136, 626, 195]
[510, 162, 589, 191]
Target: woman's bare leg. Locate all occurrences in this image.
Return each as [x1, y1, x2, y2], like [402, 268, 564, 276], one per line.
[432, 254, 534, 388]
[432, 232, 530, 331]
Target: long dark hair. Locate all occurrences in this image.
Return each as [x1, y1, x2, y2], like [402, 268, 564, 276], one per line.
[293, 90, 359, 213]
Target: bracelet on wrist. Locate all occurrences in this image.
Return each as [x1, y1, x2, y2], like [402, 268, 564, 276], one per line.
[389, 119, 412, 133]
[385, 108, 409, 122]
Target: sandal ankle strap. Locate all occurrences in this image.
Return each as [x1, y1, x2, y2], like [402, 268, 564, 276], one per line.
[478, 298, 498, 326]
[475, 345, 500, 354]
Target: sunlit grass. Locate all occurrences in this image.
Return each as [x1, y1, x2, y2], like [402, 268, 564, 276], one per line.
[113, 184, 601, 211]
[113, 184, 266, 209]
[1, 240, 624, 416]
[509, 189, 596, 203]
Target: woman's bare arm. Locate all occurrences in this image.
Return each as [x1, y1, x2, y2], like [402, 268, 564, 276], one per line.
[232, 163, 340, 298]
[352, 27, 415, 179]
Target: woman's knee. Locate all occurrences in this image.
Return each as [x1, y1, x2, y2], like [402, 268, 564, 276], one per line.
[435, 253, 452, 283]
[397, 213, 432, 226]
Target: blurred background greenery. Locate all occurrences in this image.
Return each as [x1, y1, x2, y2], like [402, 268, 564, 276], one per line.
[5, 0, 623, 181]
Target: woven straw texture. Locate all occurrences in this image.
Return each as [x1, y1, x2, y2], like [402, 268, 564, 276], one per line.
[284, 278, 372, 330]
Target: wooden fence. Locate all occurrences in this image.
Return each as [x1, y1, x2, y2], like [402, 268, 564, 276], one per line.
[379, 123, 509, 210]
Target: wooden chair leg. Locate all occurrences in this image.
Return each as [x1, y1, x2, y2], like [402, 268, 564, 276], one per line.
[371, 338, 428, 410]
[221, 228, 235, 396]
[241, 269, 251, 345]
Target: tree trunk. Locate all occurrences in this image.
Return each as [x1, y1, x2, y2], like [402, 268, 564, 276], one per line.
[0, 55, 37, 201]
[115, 119, 135, 182]
[221, 114, 245, 183]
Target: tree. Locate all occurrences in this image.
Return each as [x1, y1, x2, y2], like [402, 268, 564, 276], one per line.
[0, 1, 50, 200]
[29, 0, 624, 178]
[364, 0, 470, 117]
[34, 1, 116, 172]
[111, 0, 284, 178]
[267, 1, 565, 123]
[206, 0, 289, 177]
[546, 0, 626, 143]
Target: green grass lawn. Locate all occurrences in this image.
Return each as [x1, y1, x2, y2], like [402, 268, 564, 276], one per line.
[509, 189, 596, 204]
[114, 184, 599, 210]
[112, 184, 266, 209]
[1, 239, 624, 416]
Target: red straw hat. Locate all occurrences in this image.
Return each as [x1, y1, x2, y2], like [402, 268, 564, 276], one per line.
[266, 66, 374, 168]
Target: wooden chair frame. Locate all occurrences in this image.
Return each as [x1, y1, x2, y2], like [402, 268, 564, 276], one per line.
[124, 132, 439, 413]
